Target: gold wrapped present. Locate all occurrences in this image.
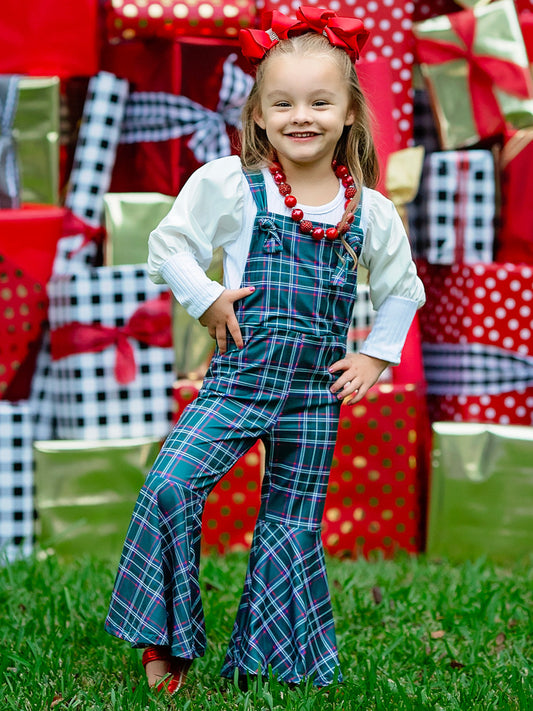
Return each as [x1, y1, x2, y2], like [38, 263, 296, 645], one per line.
[13, 77, 60, 205]
[413, 0, 533, 149]
[385, 146, 425, 234]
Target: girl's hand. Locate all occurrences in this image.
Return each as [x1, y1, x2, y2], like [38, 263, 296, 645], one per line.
[329, 353, 389, 404]
[199, 286, 256, 354]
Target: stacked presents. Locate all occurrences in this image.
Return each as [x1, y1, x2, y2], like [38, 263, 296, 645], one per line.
[0, 0, 531, 564]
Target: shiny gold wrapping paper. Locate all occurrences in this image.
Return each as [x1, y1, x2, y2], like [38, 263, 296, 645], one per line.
[385, 146, 425, 233]
[414, 0, 533, 149]
[34, 437, 161, 561]
[13, 77, 60, 205]
[427, 423, 533, 562]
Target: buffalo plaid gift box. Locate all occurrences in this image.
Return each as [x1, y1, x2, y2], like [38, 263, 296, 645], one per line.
[48, 264, 174, 440]
[323, 383, 428, 558]
[418, 150, 496, 264]
[0, 401, 35, 561]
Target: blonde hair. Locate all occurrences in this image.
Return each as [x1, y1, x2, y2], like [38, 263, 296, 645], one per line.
[240, 32, 379, 190]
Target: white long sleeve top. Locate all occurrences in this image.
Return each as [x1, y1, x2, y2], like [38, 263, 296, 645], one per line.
[148, 155, 425, 365]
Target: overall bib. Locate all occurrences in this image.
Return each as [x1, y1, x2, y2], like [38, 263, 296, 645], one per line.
[105, 169, 364, 687]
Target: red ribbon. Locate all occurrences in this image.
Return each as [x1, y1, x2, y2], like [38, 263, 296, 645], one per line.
[50, 292, 172, 384]
[240, 5, 369, 65]
[415, 9, 533, 139]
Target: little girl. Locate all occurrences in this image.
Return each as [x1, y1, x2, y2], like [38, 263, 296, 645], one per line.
[105, 5, 425, 693]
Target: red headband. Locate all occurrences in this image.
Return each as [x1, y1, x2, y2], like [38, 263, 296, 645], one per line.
[240, 6, 370, 65]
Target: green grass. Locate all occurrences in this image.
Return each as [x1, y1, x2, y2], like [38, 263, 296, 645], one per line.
[0, 551, 531, 710]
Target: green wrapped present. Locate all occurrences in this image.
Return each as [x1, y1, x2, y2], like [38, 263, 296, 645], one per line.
[34, 437, 161, 562]
[427, 422, 533, 562]
[13, 77, 60, 205]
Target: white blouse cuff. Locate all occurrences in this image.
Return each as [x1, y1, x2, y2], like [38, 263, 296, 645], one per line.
[359, 295, 418, 365]
[160, 252, 225, 319]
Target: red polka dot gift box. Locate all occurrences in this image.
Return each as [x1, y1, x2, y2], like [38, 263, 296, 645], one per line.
[104, 0, 257, 42]
[322, 383, 427, 558]
[258, 0, 416, 149]
[417, 260, 533, 425]
[172, 380, 263, 553]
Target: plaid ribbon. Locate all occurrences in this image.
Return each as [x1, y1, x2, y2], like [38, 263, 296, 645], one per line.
[65, 72, 129, 226]
[120, 54, 253, 164]
[423, 342, 533, 395]
[0, 75, 20, 209]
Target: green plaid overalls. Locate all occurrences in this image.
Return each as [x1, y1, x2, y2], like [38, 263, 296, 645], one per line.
[105, 169, 363, 687]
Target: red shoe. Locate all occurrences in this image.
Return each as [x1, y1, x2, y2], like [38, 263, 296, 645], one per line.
[142, 646, 191, 695]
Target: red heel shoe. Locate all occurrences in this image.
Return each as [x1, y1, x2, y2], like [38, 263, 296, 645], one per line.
[142, 646, 191, 695]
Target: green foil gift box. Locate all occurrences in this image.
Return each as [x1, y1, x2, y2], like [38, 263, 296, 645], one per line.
[13, 77, 60, 205]
[413, 0, 533, 149]
[34, 437, 161, 561]
[427, 423, 533, 563]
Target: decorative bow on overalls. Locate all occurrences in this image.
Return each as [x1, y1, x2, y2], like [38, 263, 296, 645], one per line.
[0, 75, 21, 209]
[119, 55, 254, 164]
[50, 293, 172, 384]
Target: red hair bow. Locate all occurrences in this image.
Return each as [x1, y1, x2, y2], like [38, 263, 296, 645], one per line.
[239, 5, 369, 65]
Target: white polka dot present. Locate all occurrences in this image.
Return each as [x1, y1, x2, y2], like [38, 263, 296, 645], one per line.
[258, 0, 415, 149]
[103, 0, 257, 42]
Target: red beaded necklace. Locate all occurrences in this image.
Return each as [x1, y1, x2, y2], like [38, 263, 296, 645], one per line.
[269, 159, 358, 241]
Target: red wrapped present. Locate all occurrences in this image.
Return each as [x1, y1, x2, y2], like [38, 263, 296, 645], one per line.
[172, 381, 263, 553]
[0, 1, 98, 79]
[0, 255, 48, 399]
[261, 0, 414, 149]
[104, 0, 257, 42]
[323, 383, 428, 558]
[413, 0, 533, 149]
[497, 129, 533, 264]
[427, 390, 533, 425]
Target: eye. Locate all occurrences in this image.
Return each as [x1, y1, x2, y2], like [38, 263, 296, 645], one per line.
[274, 101, 291, 108]
[313, 100, 330, 108]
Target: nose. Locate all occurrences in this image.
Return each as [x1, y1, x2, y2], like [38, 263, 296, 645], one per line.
[289, 104, 312, 124]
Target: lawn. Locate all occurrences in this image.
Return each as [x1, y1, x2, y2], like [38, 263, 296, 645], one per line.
[0, 550, 531, 710]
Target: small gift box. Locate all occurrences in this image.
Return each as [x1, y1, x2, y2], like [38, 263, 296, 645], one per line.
[413, 0, 533, 149]
[173, 380, 263, 553]
[496, 129, 533, 264]
[13, 77, 60, 205]
[0, 401, 34, 562]
[34, 437, 161, 560]
[104, 0, 257, 42]
[103, 192, 174, 266]
[48, 264, 175, 440]
[427, 422, 533, 562]
[426, 391, 533, 425]
[419, 149, 496, 264]
[323, 383, 428, 558]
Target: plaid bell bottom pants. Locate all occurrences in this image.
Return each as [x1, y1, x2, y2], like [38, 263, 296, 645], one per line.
[105, 328, 344, 687]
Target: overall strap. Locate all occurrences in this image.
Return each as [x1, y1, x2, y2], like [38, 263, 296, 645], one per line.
[243, 169, 268, 212]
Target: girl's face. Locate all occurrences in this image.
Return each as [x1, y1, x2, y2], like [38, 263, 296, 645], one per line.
[254, 52, 355, 172]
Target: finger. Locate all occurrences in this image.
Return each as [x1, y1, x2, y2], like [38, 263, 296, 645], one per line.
[232, 285, 256, 302]
[330, 372, 354, 394]
[216, 325, 227, 354]
[227, 319, 244, 349]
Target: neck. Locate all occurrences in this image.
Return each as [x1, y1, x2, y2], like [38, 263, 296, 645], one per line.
[277, 157, 339, 206]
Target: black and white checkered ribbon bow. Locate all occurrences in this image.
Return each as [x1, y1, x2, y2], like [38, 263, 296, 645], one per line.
[0, 75, 21, 209]
[119, 54, 253, 164]
[423, 342, 533, 395]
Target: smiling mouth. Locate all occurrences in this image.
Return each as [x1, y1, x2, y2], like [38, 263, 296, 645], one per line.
[286, 132, 318, 138]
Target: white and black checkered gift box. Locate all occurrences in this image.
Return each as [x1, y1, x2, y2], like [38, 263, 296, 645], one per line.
[0, 401, 34, 562]
[421, 150, 496, 264]
[347, 284, 373, 354]
[47, 264, 174, 440]
[65, 72, 129, 227]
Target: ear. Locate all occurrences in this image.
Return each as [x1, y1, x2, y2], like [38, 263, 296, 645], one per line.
[253, 108, 266, 130]
[345, 108, 356, 127]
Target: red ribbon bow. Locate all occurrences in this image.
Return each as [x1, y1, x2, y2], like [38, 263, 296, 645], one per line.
[50, 292, 172, 384]
[415, 9, 533, 139]
[240, 5, 369, 65]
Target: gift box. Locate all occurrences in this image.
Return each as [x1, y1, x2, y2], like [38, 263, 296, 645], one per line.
[33, 437, 161, 560]
[262, 0, 415, 149]
[0, 76, 21, 209]
[173, 381, 263, 553]
[413, 0, 533, 149]
[418, 149, 496, 264]
[103, 193, 174, 266]
[413, 0, 491, 23]
[104, 0, 257, 42]
[13, 77, 60, 205]
[0, 401, 34, 562]
[496, 129, 533, 264]
[65, 72, 129, 228]
[0, 1, 98, 79]
[426, 422, 533, 562]
[48, 264, 175, 440]
[323, 383, 428, 558]
[418, 261, 533, 423]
